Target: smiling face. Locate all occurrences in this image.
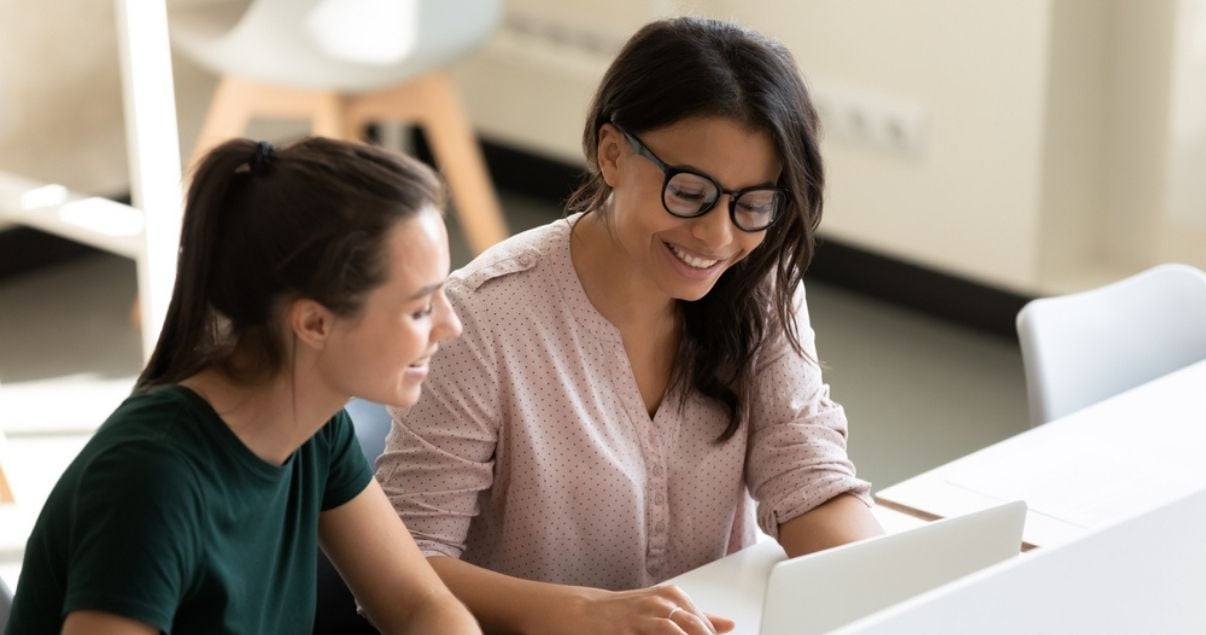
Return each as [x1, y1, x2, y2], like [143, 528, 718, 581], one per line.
[319, 206, 462, 408]
[598, 116, 781, 302]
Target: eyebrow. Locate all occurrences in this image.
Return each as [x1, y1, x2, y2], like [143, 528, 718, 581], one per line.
[406, 281, 445, 301]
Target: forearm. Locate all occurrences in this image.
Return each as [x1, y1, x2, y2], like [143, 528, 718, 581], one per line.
[777, 493, 884, 558]
[339, 554, 481, 635]
[381, 587, 481, 635]
[319, 482, 481, 634]
[428, 555, 595, 635]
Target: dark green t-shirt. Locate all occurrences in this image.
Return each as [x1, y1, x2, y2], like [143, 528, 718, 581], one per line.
[6, 385, 373, 634]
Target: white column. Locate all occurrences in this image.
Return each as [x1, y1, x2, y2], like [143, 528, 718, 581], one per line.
[114, 0, 184, 359]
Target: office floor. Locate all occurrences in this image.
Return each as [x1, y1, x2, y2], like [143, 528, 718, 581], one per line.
[0, 192, 1030, 590]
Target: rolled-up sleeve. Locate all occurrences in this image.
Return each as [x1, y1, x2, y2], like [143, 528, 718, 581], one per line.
[745, 285, 872, 538]
[376, 280, 501, 559]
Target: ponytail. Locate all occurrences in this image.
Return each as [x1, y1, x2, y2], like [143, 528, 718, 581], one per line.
[137, 139, 260, 391]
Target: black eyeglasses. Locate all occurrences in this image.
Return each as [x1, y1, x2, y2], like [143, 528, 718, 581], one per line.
[615, 124, 787, 233]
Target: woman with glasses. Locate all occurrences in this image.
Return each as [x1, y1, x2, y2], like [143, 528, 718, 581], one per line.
[378, 16, 883, 634]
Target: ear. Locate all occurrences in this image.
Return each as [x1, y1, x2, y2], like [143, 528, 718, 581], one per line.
[596, 123, 626, 188]
[288, 298, 335, 351]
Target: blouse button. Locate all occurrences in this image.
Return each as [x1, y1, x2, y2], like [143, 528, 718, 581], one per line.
[652, 464, 664, 477]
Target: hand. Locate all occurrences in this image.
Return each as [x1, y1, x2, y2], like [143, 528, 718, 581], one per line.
[554, 584, 736, 635]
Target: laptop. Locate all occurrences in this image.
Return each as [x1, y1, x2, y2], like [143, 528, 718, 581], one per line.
[759, 500, 1027, 635]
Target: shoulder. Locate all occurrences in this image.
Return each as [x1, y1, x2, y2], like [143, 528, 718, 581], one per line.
[74, 389, 214, 507]
[755, 281, 816, 366]
[449, 217, 573, 296]
[77, 438, 200, 504]
[48, 436, 207, 555]
[103, 384, 200, 428]
[88, 389, 202, 478]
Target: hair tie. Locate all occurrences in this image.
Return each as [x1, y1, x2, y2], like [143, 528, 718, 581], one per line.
[249, 141, 276, 175]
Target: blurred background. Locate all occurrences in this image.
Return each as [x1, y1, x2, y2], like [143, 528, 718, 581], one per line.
[2, 0, 1205, 592]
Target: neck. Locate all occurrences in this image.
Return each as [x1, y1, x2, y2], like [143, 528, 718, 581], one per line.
[181, 363, 345, 466]
[571, 211, 677, 330]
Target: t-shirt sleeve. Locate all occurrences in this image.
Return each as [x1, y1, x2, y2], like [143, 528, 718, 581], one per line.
[321, 409, 374, 511]
[746, 284, 872, 538]
[63, 442, 203, 632]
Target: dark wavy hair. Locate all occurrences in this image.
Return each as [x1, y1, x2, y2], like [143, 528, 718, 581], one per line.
[567, 17, 825, 442]
[136, 137, 443, 391]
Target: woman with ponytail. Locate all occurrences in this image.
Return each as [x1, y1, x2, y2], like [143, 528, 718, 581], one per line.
[7, 138, 480, 634]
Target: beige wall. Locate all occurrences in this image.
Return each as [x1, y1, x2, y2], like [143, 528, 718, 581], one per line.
[1040, 0, 1206, 290]
[1035, 0, 1109, 291]
[1159, 0, 1206, 271]
[0, 1, 132, 195]
[2, 0, 1203, 293]
[723, 1, 1053, 292]
[0, 0, 303, 196]
[457, 0, 1206, 294]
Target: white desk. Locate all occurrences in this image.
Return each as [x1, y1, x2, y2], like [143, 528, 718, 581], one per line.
[666, 506, 926, 635]
[875, 359, 1206, 548]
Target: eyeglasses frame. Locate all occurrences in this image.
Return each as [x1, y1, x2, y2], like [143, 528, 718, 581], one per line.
[612, 123, 788, 233]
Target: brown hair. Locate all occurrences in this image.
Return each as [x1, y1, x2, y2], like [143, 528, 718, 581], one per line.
[568, 17, 825, 441]
[136, 137, 443, 391]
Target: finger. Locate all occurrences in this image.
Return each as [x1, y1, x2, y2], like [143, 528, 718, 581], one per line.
[658, 586, 701, 617]
[659, 622, 689, 635]
[659, 586, 716, 635]
[706, 613, 737, 634]
[668, 608, 716, 635]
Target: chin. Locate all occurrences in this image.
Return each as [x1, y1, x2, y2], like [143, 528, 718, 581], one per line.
[404, 380, 430, 405]
[665, 280, 720, 303]
[390, 388, 422, 409]
[367, 381, 423, 409]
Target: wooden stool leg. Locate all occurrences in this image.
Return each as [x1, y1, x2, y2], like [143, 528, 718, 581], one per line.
[349, 72, 509, 254]
[190, 75, 257, 172]
[193, 77, 354, 167]
[0, 465, 12, 503]
[0, 428, 12, 502]
[415, 72, 508, 254]
[312, 92, 353, 141]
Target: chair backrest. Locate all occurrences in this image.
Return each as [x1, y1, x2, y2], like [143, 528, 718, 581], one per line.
[170, 0, 502, 91]
[1016, 264, 1206, 426]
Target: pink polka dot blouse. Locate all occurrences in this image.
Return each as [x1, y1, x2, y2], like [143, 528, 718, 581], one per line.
[376, 215, 871, 590]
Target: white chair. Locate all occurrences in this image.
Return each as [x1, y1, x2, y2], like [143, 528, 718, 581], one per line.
[1016, 264, 1206, 426]
[169, 0, 509, 254]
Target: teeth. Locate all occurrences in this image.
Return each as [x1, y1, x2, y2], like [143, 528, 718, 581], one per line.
[668, 243, 719, 269]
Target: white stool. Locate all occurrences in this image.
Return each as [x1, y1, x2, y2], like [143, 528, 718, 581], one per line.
[170, 0, 509, 254]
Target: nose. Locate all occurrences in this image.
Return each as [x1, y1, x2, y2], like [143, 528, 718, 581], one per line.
[690, 195, 736, 249]
[432, 291, 463, 343]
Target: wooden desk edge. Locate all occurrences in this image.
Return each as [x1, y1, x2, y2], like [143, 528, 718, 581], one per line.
[872, 496, 942, 521]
